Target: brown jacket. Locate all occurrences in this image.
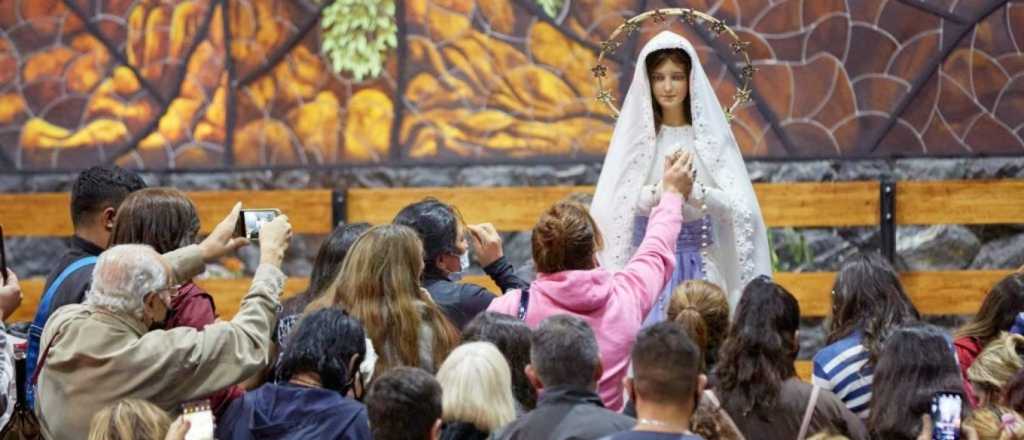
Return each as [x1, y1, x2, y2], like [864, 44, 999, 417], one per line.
[720, 378, 868, 440]
[35, 245, 285, 439]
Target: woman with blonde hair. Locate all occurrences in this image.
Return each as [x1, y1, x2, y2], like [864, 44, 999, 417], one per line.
[969, 333, 1024, 407]
[956, 273, 1024, 406]
[966, 406, 1024, 440]
[669, 280, 731, 370]
[88, 399, 188, 440]
[307, 224, 460, 375]
[436, 342, 517, 439]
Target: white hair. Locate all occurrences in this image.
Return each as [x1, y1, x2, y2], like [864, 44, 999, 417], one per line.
[85, 244, 168, 321]
[436, 341, 516, 432]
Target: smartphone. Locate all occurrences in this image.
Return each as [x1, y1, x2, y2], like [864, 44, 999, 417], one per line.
[180, 399, 215, 440]
[234, 209, 281, 242]
[931, 391, 963, 440]
[0, 224, 8, 285]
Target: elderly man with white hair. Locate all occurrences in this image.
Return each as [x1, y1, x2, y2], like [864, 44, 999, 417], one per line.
[34, 203, 292, 440]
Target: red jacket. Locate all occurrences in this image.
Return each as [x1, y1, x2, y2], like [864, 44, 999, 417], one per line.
[954, 336, 982, 407]
[168, 281, 245, 415]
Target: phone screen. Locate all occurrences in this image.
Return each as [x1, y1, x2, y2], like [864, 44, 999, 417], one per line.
[236, 209, 280, 241]
[181, 399, 215, 440]
[931, 392, 963, 440]
[0, 224, 8, 285]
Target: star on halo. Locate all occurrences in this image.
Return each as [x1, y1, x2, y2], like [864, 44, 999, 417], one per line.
[709, 19, 727, 35]
[731, 40, 751, 53]
[680, 9, 697, 24]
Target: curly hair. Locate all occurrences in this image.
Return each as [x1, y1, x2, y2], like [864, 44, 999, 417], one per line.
[714, 276, 800, 418]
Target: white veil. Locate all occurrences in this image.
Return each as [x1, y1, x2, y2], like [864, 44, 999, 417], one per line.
[590, 31, 772, 306]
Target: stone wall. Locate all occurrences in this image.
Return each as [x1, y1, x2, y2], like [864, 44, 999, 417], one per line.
[5, 157, 1024, 357]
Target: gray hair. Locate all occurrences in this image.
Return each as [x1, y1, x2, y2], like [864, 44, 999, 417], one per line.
[85, 244, 168, 321]
[530, 314, 600, 389]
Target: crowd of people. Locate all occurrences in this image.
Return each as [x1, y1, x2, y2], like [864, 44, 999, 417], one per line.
[1, 162, 1023, 440]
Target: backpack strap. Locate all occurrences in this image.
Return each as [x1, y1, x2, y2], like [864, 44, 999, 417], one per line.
[797, 384, 821, 440]
[516, 286, 530, 321]
[25, 256, 97, 408]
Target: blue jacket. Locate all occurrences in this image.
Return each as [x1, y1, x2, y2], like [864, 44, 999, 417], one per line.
[216, 383, 370, 440]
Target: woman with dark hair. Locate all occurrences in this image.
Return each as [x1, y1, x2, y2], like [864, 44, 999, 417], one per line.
[487, 151, 695, 411]
[716, 276, 866, 440]
[275, 222, 371, 345]
[110, 188, 207, 329]
[812, 252, 921, 418]
[462, 312, 535, 412]
[394, 199, 527, 329]
[955, 273, 1024, 406]
[217, 308, 371, 439]
[868, 324, 965, 440]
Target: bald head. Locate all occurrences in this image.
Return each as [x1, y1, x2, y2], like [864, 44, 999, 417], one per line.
[86, 244, 170, 320]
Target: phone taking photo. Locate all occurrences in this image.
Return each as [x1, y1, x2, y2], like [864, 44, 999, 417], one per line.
[234, 209, 281, 243]
[931, 391, 963, 440]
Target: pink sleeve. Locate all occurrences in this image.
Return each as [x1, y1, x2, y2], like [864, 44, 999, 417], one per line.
[486, 289, 520, 316]
[610, 191, 684, 315]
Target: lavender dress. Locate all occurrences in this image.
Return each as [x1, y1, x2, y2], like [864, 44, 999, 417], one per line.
[632, 214, 713, 326]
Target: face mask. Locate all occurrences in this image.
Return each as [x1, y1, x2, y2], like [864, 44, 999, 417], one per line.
[459, 251, 471, 272]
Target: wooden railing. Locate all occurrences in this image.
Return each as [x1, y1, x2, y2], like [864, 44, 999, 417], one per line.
[5, 179, 1023, 380]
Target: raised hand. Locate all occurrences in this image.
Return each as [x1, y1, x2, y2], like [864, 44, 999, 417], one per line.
[662, 150, 695, 199]
[198, 202, 250, 262]
[467, 223, 503, 267]
[258, 215, 293, 268]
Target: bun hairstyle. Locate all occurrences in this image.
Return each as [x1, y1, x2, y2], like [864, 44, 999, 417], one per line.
[531, 201, 604, 274]
[668, 280, 730, 369]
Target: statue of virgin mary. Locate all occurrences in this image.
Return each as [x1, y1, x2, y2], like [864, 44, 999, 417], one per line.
[590, 30, 772, 317]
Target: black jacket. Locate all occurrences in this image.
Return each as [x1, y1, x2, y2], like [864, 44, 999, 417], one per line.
[40, 236, 103, 318]
[440, 421, 490, 440]
[493, 386, 635, 440]
[423, 256, 527, 329]
[216, 383, 371, 440]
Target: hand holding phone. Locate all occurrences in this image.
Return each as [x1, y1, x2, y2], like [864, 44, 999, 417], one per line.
[234, 209, 282, 243]
[930, 391, 963, 440]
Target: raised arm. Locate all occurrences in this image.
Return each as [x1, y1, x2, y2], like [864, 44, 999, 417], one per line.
[142, 214, 293, 406]
[611, 151, 694, 314]
[468, 223, 528, 293]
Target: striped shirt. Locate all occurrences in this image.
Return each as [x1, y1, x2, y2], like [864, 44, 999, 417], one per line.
[812, 332, 874, 419]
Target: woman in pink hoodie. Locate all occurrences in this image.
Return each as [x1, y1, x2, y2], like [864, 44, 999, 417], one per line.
[488, 151, 694, 411]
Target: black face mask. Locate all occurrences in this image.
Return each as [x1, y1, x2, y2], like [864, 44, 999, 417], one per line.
[147, 298, 176, 331]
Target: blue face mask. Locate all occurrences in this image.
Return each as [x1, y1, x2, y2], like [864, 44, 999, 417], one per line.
[460, 251, 471, 272]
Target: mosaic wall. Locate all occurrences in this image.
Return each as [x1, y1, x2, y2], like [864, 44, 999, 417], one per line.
[1, 0, 1021, 171]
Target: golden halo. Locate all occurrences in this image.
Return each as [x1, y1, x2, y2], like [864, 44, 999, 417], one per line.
[592, 8, 756, 122]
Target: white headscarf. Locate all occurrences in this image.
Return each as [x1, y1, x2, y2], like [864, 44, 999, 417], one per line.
[590, 31, 772, 306]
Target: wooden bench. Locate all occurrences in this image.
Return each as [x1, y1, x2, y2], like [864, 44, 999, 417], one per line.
[5, 180, 1024, 380]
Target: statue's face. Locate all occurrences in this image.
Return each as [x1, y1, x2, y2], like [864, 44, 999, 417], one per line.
[649, 58, 690, 114]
